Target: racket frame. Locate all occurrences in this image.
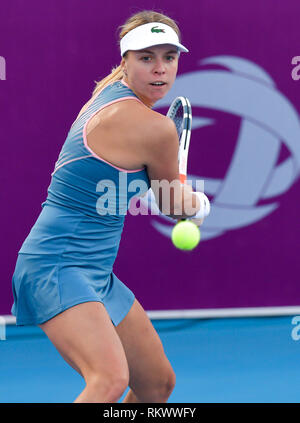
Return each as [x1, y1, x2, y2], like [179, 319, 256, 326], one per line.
[167, 96, 192, 184]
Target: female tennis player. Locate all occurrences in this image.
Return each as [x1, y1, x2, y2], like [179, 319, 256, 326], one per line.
[11, 10, 207, 403]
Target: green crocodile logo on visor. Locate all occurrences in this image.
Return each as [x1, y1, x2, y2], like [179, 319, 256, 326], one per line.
[151, 26, 165, 33]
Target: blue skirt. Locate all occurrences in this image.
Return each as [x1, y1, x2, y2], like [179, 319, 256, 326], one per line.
[11, 252, 135, 326]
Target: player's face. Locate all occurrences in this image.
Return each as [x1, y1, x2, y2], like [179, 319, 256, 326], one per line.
[122, 44, 179, 108]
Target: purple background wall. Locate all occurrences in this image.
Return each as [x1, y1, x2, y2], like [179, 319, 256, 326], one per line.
[1, 0, 300, 315]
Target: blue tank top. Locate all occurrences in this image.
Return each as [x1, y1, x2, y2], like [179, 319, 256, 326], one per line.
[19, 81, 150, 273]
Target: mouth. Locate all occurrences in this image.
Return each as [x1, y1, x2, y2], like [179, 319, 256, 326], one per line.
[150, 81, 167, 86]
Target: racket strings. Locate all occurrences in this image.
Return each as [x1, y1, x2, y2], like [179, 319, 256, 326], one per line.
[167, 97, 192, 184]
[167, 97, 192, 165]
[170, 107, 184, 140]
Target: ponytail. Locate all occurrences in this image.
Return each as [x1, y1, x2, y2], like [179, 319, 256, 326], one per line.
[92, 64, 123, 96]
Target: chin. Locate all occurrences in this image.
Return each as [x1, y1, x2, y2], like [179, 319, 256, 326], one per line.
[152, 91, 168, 103]
[149, 96, 164, 107]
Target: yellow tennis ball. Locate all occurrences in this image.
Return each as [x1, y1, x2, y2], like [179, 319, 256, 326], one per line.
[171, 220, 201, 251]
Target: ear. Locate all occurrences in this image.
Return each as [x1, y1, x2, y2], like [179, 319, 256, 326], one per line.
[121, 56, 128, 76]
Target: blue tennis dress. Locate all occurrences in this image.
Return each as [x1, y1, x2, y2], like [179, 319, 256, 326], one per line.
[11, 80, 150, 326]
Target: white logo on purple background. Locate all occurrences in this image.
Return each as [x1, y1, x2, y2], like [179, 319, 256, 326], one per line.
[142, 56, 300, 241]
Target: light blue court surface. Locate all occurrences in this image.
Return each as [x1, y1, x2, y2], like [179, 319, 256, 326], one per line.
[0, 316, 300, 403]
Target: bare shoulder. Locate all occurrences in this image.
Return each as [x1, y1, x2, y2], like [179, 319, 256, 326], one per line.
[137, 107, 178, 164]
[115, 101, 180, 181]
[114, 99, 174, 128]
[114, 100, 177, 147]
[91, 98, 179, 172]
[143, 109, 177, 142]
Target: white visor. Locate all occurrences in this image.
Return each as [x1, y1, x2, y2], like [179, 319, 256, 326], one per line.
[120, 22, 189, 56]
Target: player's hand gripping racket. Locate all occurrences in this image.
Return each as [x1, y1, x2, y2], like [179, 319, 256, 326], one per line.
[167, 97, 210, 220]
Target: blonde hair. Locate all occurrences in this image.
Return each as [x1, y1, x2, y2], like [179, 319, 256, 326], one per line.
[92, 10, 181, 96]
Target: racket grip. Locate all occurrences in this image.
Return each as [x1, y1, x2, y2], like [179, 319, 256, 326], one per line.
[192, 192, 211, 219]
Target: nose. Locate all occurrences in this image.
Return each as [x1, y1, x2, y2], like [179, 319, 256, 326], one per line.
[153, 58, 166, 75]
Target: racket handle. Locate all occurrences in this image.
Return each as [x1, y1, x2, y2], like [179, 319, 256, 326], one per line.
[192, 192, 211, 219]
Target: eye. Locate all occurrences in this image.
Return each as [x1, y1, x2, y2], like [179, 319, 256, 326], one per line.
[166, 55, 176, 62]
[140, 56, 152, 62]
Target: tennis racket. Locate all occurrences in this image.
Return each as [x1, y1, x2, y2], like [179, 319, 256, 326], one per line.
[167, 96, 192, 184]
[167, 97, 210, 220]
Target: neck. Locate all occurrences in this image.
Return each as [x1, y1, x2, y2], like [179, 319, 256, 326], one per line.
[121, 77, 154, 109]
